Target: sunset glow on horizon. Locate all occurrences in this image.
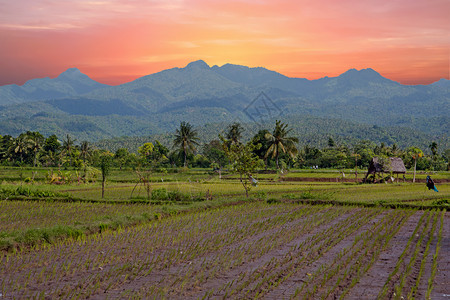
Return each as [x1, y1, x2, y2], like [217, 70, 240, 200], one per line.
[1, 0, 449, 86]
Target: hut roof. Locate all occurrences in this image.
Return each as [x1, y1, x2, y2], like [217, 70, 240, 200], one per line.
[368, 157, 406, 174]
[389, 157, 406, 173]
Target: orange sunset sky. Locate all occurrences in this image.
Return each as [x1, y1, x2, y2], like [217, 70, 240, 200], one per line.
[0, 0, 449, 86]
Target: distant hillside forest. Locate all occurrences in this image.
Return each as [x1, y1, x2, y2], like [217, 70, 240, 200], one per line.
[1, 121, 448, 172]
[0, 61, 448, 151]
[93, 115, 448, 154]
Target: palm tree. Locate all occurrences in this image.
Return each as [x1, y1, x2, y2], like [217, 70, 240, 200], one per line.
[41, 150, 58, 167]
[79, 141, 92, 165]
[173, 122, 199, 167]
[62, 134, 76, 167]
[429, 142, 438, 160]
[407, 147, 423, 183]
[10, 134, 31, 163]
[28, 132, 44, 167]
[0, 135, 13, 161]
[265, 120, 299, 169]
[226, 122, 244, 145]
[390, 143, 401, 156]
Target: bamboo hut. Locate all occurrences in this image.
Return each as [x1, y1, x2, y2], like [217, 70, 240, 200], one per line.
[363, 157, 406, 183]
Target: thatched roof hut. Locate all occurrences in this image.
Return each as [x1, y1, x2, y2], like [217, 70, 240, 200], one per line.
[364, 157, 407, 183]
[389, 157, 407, 174]
[367, 157, 406, 175]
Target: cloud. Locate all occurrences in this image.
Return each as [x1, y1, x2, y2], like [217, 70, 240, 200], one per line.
[0, 0, 448, 85]
[0, 0, 188, 31]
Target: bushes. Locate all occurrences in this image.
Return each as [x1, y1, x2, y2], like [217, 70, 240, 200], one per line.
[0, 186, 65, 198]
[150, 188, 202, 202]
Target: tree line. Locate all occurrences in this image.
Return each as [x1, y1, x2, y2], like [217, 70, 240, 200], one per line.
[0, 121, 448, 172]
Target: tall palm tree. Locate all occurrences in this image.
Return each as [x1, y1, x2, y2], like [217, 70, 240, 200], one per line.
[62, 134, 76, 167]
[173, 122, 199, 167]
[265, 120, 299, 169]
[79, 141, 92, 165]
[28, 132, 44, 167]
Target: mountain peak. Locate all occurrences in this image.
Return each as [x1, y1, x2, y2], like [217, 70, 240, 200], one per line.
[185, 60, 210, 70]
[64, 67, 81, 73]
[57, 67, 85, 80]
[338, 67, 392, 83]
[342, 68, 379, 75]
[431, 78, 450, 87]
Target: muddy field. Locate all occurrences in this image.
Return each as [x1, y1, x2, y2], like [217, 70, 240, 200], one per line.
[1, 202, 448, 299]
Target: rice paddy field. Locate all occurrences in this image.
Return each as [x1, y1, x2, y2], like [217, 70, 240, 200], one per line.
[0, 167, 449, 299]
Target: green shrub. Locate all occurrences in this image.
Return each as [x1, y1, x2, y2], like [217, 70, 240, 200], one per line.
[0, 186, 63, 198]
[151, 188, 193, 202]
[255, 191, 267, 200]
[151, 188, 169, 200]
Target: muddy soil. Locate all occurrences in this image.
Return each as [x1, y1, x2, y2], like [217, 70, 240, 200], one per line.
[1, 205, 448, 299]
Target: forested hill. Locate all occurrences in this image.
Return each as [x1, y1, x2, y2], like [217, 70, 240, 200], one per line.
[93, 115, 446, 154]
[0, 60, 448, 147]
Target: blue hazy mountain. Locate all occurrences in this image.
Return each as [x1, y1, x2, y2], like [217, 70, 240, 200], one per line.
[0, 60, 448, 145]
[0, 68, 109, 105]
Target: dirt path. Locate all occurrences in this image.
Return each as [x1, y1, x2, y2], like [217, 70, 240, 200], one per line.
[345, 211, 424, 299]
[431, 212, 450, 299]
[263, 210, 388, 299]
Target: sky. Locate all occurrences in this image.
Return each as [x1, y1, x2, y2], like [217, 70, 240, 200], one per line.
[0, 0, 449, 86]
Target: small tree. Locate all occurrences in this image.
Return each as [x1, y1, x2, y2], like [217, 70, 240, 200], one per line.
[44, 134, 61, 153]
[114, 148, 129, 170]
[328, 137, 336, 148]
[221, 136, 261, 197]
[100, 155, 112, 198]
[138, 142, 154, 164]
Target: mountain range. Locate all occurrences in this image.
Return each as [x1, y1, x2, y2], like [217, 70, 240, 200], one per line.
[0, 60, 448, 149]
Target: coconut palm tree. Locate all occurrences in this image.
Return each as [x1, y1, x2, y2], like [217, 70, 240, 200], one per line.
[407, 146, 423, 183]
[226, 122, 244, 145]
[265, 120, 299, 169]
[429, 141, 438, 160]
[173, 122, 199, 167]
[79, 141, 92, 165]
[28, 132, 44, 167]
[0, 135, 13, 161]
[41, 150, 58, 167]
[62, 134, 76, 167]
[10, 134, 31, 163]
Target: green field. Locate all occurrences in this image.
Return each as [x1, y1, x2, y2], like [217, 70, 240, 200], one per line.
[0, 167, 448, 299]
